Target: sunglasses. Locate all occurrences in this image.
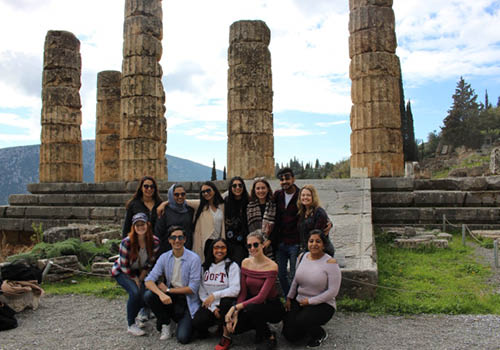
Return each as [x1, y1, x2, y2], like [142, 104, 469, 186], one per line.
[174, 192, 186, 197]
[246, 242, 260, 249]
[201, 188, 212, 195]
[278, 174, 292, 181]
[143, 184, 155, 189]
[232, 183, 243, 189]
[169, 235, 185, 241]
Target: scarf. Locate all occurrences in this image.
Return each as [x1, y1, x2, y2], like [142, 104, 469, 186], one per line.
[167, 184, 189, 214]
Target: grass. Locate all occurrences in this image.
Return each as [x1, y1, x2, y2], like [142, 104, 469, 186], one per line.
[338, 231, 500, 315]
[431, 153, 489, 179]
[43, 275, 125, 298]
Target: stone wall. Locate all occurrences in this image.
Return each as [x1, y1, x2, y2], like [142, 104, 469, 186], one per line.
[120, 0, 167, 181]
[348, 0, 404, 177]
[40, 30, 83, 183]
[227, 20, 275, 179]
[95, 71, 121, 182]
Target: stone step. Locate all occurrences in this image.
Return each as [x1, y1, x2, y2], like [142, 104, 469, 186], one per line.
[472, 230, 500, 240]
[372, 191, 500, 207]
[8, 192, 198, 207]
[371, 176, 500, 191]
[26, 180, 229, 195]
[373, 207, 500, 226]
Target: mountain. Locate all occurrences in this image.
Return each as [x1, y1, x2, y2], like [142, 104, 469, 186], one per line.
[0, 140, 223, 205]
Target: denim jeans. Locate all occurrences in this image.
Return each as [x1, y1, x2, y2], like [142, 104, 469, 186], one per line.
[276, 242, 299, 296]
[144, 290, 193, 344]
[114, 273, 145, 326]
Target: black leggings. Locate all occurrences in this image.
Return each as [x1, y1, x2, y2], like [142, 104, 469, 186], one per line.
[235, 298, 285, 338]
[282, 299, 335, 342]
[192, 297, 235, 333]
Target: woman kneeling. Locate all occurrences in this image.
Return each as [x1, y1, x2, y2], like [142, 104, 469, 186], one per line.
[216, 232, 284, 350]
[282, 229, 341, 348]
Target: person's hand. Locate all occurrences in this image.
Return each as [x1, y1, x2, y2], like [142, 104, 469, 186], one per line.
[202, 294, 215, 308]
[158, 282, 168, 293]
[133, 277, 140, 287]
[156, 201, 168, 217]
[214, 307, 221, 319]
[159, 293, 172, 305]
[263, 240, 271, 249]
[324, 221, 332, 234]
[225, 307, 238, 333]
[299, 298, 309, 306]
[285, 298, 291, 311]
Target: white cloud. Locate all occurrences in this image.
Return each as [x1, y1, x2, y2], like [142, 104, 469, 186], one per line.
[315, 120, 348, 127]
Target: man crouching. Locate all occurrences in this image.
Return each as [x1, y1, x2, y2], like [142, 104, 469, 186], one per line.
[145, 225, 201, 344]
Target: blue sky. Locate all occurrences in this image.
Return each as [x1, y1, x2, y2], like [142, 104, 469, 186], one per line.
[0, 0, 499, 168]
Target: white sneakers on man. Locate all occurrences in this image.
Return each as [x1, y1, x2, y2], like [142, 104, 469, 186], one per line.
[159, 322, 176, 340]
[127, 323, 146, 336]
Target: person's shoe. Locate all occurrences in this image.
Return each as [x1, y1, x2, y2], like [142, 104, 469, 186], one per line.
[135, 317, 146, 328]
[160, 324, 172, 340]
[307, 329, 328, 348]
[137, 308, 149, 322]
[215, 336, 232, 350]
[256, 332, 277, 350]
[127, 323, 146, 336]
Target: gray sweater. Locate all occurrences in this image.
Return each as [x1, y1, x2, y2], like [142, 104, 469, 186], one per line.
[287, 252, 341, 309]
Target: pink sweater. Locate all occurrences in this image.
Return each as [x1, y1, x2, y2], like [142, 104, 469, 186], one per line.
[287, 253, 341, 309]
[237, 267, 278, 308]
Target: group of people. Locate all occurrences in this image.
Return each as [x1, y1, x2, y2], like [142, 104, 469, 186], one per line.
[111, 168, 341, 349]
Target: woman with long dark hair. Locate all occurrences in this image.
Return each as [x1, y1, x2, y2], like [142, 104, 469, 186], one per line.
[216, 232, 284, 350]
[246, 178, 276, 259]
[283, 229, 341, 348]
[297, 184, 335, 256]
[224, 176, 249, 265]
[122, 176, 163, 238]
[112, 213, 160, 336]
[191, 181, 225, 260]
[192, 238, 240, 338]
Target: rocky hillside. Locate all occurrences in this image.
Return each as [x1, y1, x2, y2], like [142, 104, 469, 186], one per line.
[0, 140, 223, 205]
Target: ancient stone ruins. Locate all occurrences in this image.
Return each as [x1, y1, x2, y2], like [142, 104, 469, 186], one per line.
[227, 20, 275, 179]
[40, 31, 83, 183]
[349, 0, 404, 177]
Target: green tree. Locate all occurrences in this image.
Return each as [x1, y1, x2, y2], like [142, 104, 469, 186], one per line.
[403, 100, 418, 161]
[441, 77, 480, 148]
[223, 166, 226, 180]
[211, 159, 217, 181]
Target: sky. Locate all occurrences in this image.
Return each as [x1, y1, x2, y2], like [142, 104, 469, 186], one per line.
[0, 0, 499, 169]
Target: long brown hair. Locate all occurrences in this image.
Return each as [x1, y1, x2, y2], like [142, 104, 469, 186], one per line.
[128, 221, 155, 262]
[126, 176, 162, 209]
[297, 184, 321, 217]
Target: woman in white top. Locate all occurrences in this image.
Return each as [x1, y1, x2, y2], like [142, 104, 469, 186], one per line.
[192, 238, 240, 338]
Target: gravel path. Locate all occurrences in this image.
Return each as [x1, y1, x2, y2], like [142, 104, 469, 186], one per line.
[1, 294, 499, 350]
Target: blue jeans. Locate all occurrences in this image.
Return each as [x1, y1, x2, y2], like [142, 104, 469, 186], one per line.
[114, 273, 145, 326]
[277, 242, 299, 296]
[144, 290, 193, 344]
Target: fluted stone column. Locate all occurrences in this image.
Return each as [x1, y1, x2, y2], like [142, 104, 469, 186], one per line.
[95, 71, 121, 182]
[120, 0, 167, 181]
[349, 0, 404, 177]
[40, 30, 83, 183]
[227, 20, 274, 179]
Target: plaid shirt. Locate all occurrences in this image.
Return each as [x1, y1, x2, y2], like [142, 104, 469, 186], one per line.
[111, 236, 160, 277]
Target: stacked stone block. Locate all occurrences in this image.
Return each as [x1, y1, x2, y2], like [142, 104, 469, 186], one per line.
[349, 0, 404, 177]
[120, 0, 167, 181]
[95, 71, 121, 182]
[227, 20, 274, 179]
[40, 30, 83, 183]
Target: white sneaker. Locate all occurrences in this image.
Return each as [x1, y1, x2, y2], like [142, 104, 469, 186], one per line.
[137, 307, 150, 322]
[160, 324, 172, 340]
[169, 321, 177, 336]
[127, 323, 146, 336]
[135, 318, 146, 328]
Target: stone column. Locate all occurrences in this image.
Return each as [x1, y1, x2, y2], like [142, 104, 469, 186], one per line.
[349, 0, 404, 177]
[227, 20, 274, 179]
[120, 0, 167, 181]
[95, 71, 121, 182]
[40, 30, 83, 183]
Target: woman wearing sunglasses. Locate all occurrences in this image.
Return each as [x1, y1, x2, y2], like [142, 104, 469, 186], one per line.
[154, 184, 195, 256]
[189, 181, 225, 261]
[224, 176, 249, 265]
[282, 229, 341, 348]
[112, 213, 160, 336]
[246, 178, 276, 259]
[122, 176, 163, 238]
[216, 232, 284, 350]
